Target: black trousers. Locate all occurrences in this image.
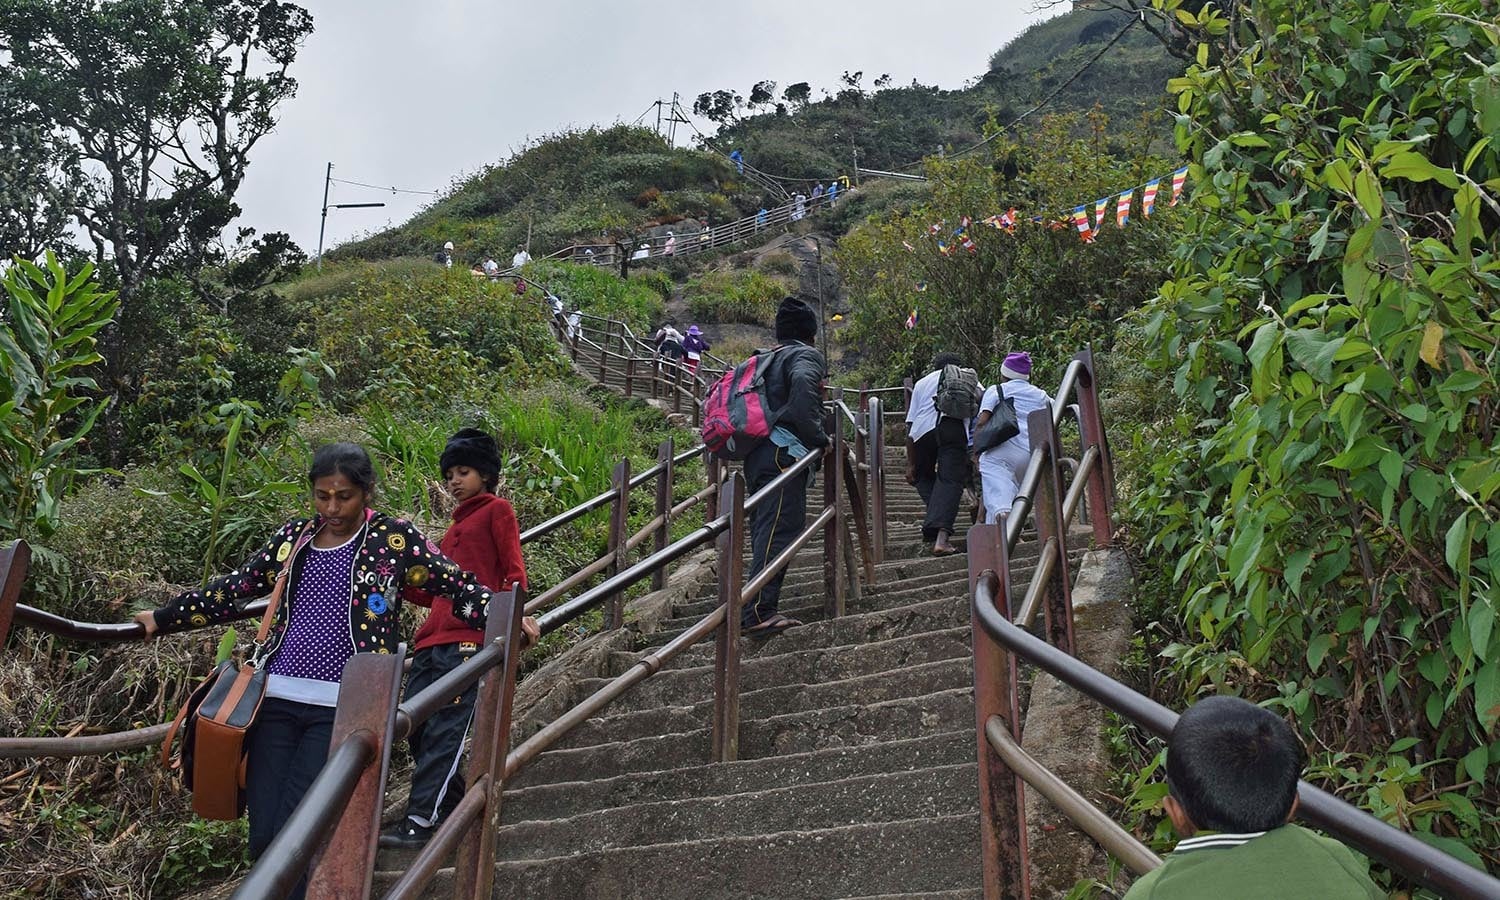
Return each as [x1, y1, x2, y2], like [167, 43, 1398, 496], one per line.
[401, 642, 480, 827]
[742, 441, 809, 628]
[245, 697, 337, 900]
[912, 417, 969, 541]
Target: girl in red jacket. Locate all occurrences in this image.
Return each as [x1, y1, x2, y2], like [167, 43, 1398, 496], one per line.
[383, 428, 532, 848]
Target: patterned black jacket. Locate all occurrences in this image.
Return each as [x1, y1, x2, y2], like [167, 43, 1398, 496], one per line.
[150, 510, 494, 664]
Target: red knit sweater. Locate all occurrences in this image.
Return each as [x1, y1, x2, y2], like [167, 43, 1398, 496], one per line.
[405, 492, 527, 652]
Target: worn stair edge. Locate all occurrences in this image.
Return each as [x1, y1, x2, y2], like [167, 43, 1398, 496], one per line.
[476, 763, 977, 863]
[482, 813, 983, 900]
[510, 686, 973, 789]
[556, 657, 973, 751]
[498, 730, 974, 823]
[591, 625, 973, 707]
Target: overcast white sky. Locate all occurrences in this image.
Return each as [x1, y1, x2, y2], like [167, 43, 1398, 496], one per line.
[237, 1, 1063, 255]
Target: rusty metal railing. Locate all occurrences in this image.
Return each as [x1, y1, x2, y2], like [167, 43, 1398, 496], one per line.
[971, 568, 1500, 900]
[964, 347, 1498, 899]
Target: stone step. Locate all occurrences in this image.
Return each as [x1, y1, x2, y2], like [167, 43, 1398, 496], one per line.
[668, 563, 986, 620]
[509, 686, 972, 789]
[489, 762, 977, 863]
[649, 563, 1030, 638]
[639, 593, 972, 659]
[500, 729, 973, 822]
[479, 813, 983, 899]
[555, 657, 973, 752]
[600, 623, 971, 699]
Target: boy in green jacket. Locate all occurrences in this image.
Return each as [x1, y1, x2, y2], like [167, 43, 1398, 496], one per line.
[1125, 696, 1384, 899]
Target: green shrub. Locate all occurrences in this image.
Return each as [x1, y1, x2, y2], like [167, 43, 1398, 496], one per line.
[0, 252, 117, 540]
[526, 260, 665, 331]
[309, 266, 561, 411]
[685, 269, 791, 325]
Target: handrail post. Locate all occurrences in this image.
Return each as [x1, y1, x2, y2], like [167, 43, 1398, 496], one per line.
[651, 439, 674, 591]
[0, 540, 30, 650]
[968, 523, 1030, 900]
[597, 323, 609, 383]
[452, 586, 526, 900]
[1029, 407, 1076, 656]
[624, 355, 634, 398]
[605, 458, 631, 630]
[306, 650, 405, 900]
[712, 474, 746, 762]
[705, 453, 721, 522]
[868, 397, 887, 564]
[824, 398, 846, 618]
[672, 363, 683, 414]
[1072, 347, 1115, 547]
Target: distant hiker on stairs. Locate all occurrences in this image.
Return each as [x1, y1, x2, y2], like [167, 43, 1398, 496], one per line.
[906, 353, 980, 556]
[742, 297, 829, 637]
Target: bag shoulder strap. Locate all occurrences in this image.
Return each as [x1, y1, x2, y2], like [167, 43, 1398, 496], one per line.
[253, 520, 318, 647]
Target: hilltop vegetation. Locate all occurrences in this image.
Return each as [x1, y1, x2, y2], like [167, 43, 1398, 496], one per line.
[333, 6, 1180, 268]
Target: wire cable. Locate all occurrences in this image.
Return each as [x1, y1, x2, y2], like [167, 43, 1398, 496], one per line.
[329, 177, 438, 196]
[897, 14, 1138, 171]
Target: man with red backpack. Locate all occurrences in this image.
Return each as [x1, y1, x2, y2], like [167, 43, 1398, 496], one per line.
[740, 297, 828, 636]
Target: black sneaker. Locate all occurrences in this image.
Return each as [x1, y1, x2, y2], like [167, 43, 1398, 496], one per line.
[378, 818, 434, 849]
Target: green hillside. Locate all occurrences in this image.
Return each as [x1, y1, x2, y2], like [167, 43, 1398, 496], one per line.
[332, 6, 1180, 264]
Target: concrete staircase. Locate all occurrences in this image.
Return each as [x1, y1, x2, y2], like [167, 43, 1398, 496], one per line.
[373, 339, 1077, 896]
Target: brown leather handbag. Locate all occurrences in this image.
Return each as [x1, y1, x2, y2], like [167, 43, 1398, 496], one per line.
[161, 523, 313, 820]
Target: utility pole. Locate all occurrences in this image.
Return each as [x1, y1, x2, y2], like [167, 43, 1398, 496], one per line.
[655, 99, 663, 137]
[316, 161, 385, 271]
[317, 162, 332, 270]
[667, 92, 688, 147]
[814, 237, 827, 357]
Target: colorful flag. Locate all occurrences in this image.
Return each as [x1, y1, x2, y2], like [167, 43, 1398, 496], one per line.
[1116, 189, 1133, 228]
[960, 215, 972, 230]
[928, 221, 944, 235]
[905, 308, 919, 330]
[937, 240, 952, 256]
[915, 281, 928, 292]
[1002, 208, 1018, 231]
[1094, 197, 1110, 232]
[1142, 179, 1161, 216]
[982, 214, 1004, 229]
[1073, 205, 1095, 243]
[902, 240, 917, 252]
[1170, 167, 1188, 206]
[962, 235, 977, 254]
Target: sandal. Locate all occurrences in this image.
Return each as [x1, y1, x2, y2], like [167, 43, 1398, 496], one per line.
[745, 614, 803, 637]
[932, 545, 960, 557]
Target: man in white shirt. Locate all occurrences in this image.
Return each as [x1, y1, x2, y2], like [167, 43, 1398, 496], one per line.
[511, 245, 531, 268]
[481, 257, 499, 276]
[905, 352, 973, 556]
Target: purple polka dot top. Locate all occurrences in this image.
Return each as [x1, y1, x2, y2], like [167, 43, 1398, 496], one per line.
[266, 529, 360, 683]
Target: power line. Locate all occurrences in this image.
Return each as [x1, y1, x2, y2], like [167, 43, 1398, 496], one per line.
[328, 176, 439, 196]
[898, 14, 1139, 171]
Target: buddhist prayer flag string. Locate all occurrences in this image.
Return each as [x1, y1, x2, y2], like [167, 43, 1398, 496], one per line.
[1142, 179, 1160, 217]
[1073, 206, 1094, 243]
[907, 167, 1187, 252]
[905, 307, 919, 330]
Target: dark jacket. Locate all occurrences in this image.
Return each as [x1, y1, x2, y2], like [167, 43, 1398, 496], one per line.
[405, 492, 527, 652]
[150, 511, 498, 663]
[761, 340, 829, 450]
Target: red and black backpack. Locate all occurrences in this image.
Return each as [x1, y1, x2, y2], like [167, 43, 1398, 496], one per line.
[701, 346, 797, 460]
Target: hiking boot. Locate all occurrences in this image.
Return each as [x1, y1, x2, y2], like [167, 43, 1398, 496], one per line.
[378, 818, 434, 849]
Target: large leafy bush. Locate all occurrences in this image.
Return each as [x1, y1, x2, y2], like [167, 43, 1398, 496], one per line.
[1128, 0, 1500, 865]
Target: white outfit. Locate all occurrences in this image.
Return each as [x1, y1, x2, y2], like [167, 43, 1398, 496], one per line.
[511, 250, 531, 267]
[905, 369, 943, 443]
[632, 245, 650, 260]
[978, 378, 1052, 524]
[482, 258, 499, 275]
[566, 311, 582, 340]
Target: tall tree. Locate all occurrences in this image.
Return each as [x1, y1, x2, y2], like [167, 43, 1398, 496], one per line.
[0, 83, 81, 260]
[0, 0, 314, 301]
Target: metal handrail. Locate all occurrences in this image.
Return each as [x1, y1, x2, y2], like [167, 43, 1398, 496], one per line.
[230, 732, 377, 899]
[535, 448, 821, 633]
[519, 443, 702, 544]
[982, 716, 1161, 876]
[971, 569, 1500, 900]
